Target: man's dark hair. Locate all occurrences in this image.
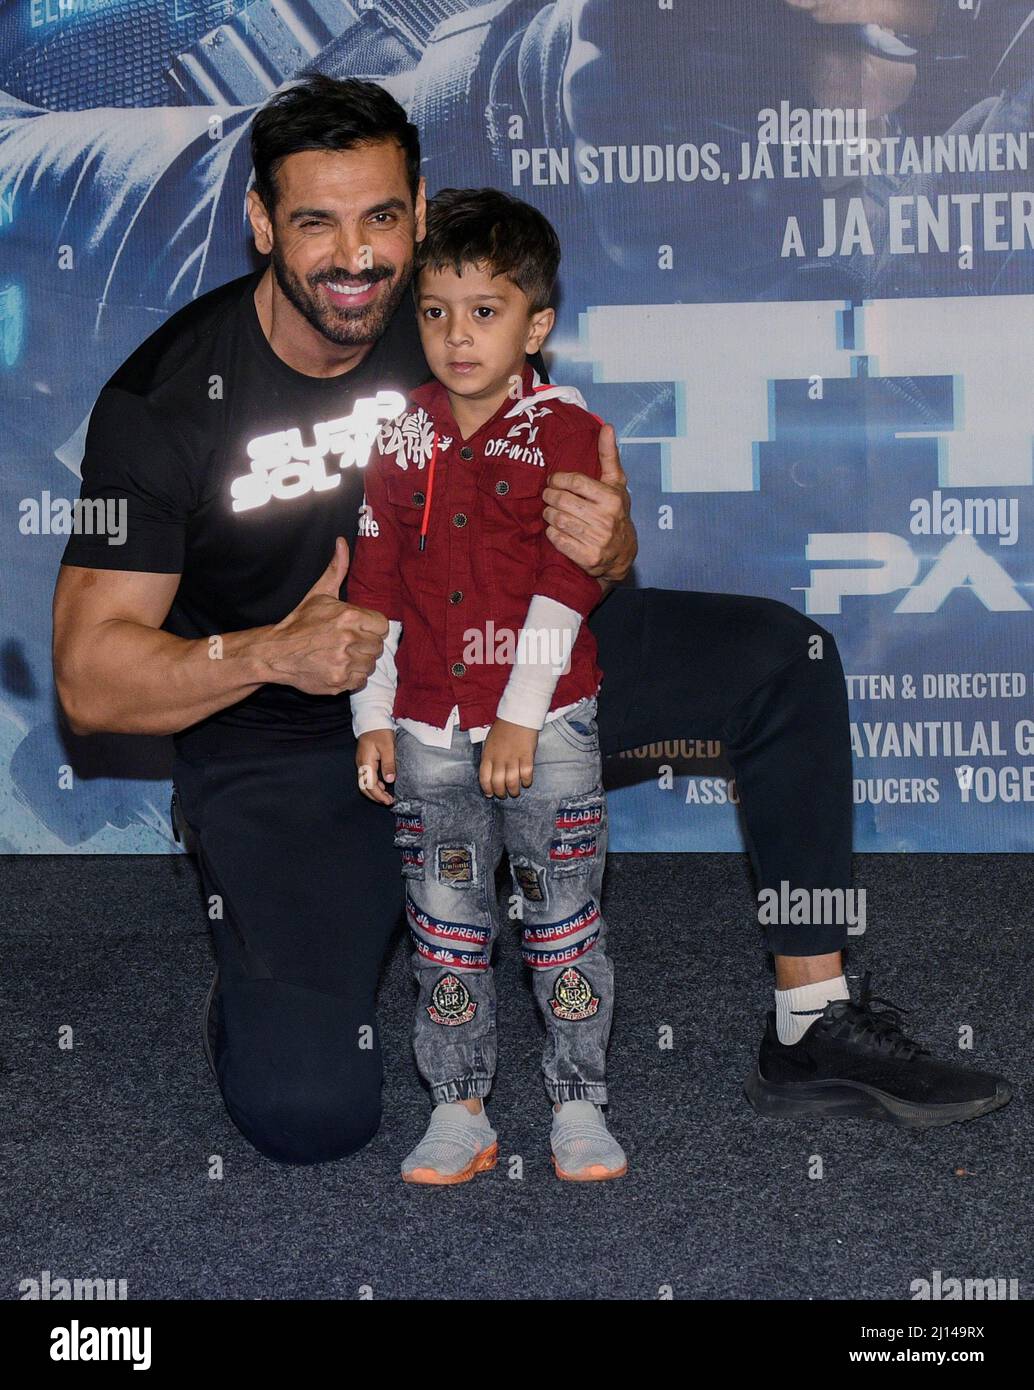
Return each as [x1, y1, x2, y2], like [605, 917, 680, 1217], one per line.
[415, 188, 560, 312]
[250, 75, 421, 217]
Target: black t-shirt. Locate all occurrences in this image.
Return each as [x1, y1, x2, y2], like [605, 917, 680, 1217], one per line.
[61, 267, 433, 757]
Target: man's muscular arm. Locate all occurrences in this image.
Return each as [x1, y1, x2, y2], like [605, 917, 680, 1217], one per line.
[542, 422, 637, 589]
[53, 538, 386, 736]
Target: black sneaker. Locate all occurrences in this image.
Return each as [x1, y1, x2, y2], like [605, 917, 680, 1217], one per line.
[745, 973, 1012, 1129]
[202, 971, 220, 1078]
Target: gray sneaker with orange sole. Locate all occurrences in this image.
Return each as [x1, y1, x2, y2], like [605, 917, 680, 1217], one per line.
[401, 1103, 499, 1186]
[550, 1100, 628, 1181]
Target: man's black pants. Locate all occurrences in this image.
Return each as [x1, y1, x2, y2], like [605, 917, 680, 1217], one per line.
[172, 588, 852, 1164]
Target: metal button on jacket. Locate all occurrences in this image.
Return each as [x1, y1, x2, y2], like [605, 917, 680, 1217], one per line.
[494, 480, 510, 495]
[451, 662, 466, 677]
[452, 512, 468, 527]
[412, 490, 425, 505]
[459, 446, 474, 460]
[449, 590, 463, 604]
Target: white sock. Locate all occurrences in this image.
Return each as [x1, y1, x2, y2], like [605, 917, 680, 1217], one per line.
[775, 974, 850, 1045]
[446, 1100, 491, 1126]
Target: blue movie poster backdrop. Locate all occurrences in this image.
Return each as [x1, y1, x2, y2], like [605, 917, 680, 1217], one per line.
[1, 0, 1032, 852]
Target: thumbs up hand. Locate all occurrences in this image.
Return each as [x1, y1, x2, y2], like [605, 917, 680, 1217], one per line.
[258, 537, 389, 696]
[304, 535, 351, 599]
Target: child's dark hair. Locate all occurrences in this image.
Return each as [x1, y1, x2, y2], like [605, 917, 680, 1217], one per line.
[250, 75, 421, 217]
[415, 188, 560, 312]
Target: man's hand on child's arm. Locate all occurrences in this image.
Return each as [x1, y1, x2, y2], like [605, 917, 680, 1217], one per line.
[479, 719, 538, 799]
[356, 729, 397, 806]
[542, 422, 638, 586]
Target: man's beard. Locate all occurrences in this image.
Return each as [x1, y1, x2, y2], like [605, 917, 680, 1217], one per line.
[270, 245, 413, 348]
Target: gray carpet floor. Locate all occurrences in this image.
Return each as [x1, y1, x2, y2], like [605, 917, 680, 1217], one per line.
[1, 852, 1030, 1301]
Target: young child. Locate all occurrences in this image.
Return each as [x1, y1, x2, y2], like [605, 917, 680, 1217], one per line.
[348, 188, 626, 1186]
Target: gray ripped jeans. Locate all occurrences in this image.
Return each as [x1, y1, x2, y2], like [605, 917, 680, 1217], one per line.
[391, 697, 614, 1106]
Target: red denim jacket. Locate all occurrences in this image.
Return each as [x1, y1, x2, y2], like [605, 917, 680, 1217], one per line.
[347, 363, 604, 729]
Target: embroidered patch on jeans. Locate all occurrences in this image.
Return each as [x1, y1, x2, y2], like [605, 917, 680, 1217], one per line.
[437, 843, 476, 886]
[549, 835, 597, 866]
[427, 973, 478, 1026]
[513, 860, 546, 903]
[400, 847, 424, 878]
[521, 901, 601, 969]
[393, 809, 424, 841]
[523, 928, 600, 971]
[549, 966, 601, 1022]
[555, 802, 603, 833]
[406, 896, 491, 970]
